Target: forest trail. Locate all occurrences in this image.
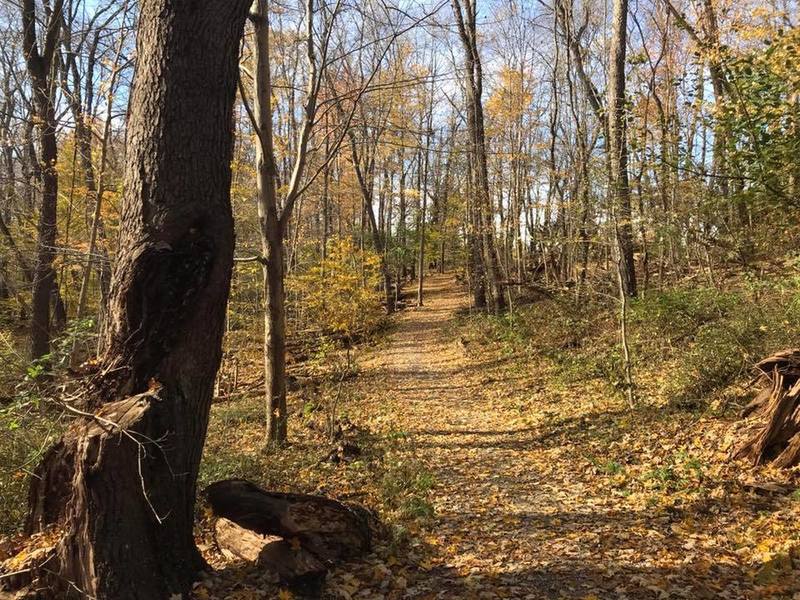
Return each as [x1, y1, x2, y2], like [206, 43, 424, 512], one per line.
[356, 274, 606, 598]
[350, 274, 759, 600]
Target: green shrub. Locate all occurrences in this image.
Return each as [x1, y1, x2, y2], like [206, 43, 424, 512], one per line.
[380, 461, 436, 523]
[0, 395, 62, 534]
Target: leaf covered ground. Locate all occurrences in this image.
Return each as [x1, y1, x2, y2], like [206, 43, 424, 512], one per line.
[194, 274, 800, 599]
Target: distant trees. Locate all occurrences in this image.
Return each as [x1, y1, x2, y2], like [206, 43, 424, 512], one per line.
[21, 0, 64, 358]
[0, 0, 795, 339]
[24, 1, 250, 597]
[451, 0, 506, 313]
[241, 0, 441, 444]
[62, 1, 130, 326]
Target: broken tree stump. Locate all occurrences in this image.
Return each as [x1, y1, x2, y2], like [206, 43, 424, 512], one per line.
[731, 349, 800, 468]
[203, 479, 372, 593]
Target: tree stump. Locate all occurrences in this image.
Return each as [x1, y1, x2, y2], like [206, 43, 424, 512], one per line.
[731, 349, 800, 468]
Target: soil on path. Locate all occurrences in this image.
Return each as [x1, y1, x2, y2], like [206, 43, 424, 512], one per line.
[349, 274, 771, 600]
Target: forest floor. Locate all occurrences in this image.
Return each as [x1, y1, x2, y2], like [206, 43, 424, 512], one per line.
[193, 273, 800, 600]
[3, 274, 798, 598]
[326, 274, 800, 600]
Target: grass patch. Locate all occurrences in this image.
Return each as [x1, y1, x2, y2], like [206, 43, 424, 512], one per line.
[380, 460, 436, 523]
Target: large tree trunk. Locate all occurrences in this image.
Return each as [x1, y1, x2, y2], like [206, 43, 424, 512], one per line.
[22, 1, 250, 598]
[607, 0, 637, 298]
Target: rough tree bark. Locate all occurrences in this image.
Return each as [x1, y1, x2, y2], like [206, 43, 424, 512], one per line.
[22, 1, 250, 598]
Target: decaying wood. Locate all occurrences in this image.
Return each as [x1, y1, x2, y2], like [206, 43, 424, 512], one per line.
[213, 519, 326, 594]
[204, 479, 371, 563]
[731, 349, 800, 468]
[214, 518, 282, 562]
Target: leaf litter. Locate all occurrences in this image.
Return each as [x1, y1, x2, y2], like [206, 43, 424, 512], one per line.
[194, 275, 800, 599]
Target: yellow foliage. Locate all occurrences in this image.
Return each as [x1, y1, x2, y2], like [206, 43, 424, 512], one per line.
[288, 237, 382, 339]
[486, 67, 532, 127]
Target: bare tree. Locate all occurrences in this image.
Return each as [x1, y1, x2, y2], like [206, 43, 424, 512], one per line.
[608, 0, 637, 297]
[242, 0, 343, 445]
[21, 0, 64, 358]
[556, 0, 637, 297]
[451, 0, 506, 312]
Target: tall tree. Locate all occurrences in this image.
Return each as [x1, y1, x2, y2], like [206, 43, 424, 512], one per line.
[244, 0, 342, 445]
[21, 0, 64, 358]
[451, 0, 506, 312]
[608, 0, 637, 297]
[24, 1, 250, 597]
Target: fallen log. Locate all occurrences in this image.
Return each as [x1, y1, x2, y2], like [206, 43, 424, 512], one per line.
[213, 518, 326, 595]
[204, 479, 371, 564]
[731, 349, 800, 467]
[213, 518, 281, 562]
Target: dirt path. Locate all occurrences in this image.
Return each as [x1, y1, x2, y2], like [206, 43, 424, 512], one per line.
[358, 274, 590, 597]
[352, 274, 760, 599]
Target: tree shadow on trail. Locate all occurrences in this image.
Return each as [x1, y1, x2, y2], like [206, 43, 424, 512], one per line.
[405, 407, 631, 452]
[401, 558, 769, 599]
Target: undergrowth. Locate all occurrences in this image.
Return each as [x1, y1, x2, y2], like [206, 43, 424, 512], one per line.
[200, 383, 436, 537]
[457, 266, 800, 411]
[0, 312, 407, 538]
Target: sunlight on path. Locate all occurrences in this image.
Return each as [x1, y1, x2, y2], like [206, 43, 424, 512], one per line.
[352, 275, 758, 600]
[359, 276, 602, 598]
